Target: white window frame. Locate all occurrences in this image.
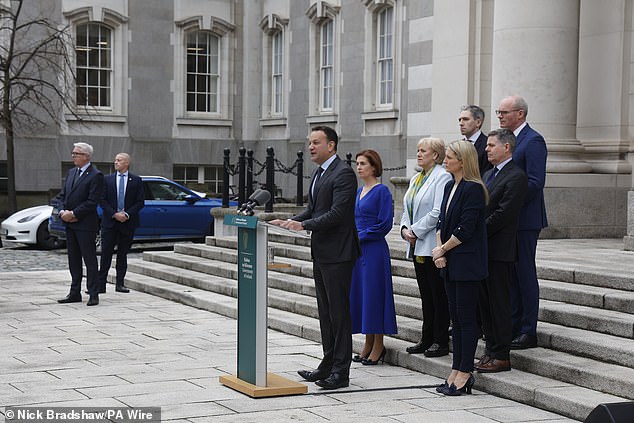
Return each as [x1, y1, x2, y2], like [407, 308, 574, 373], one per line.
[185, 30, 220, 113]
[306, 1, 340, 120]
[361, 0, 401, 116]
[272, 31, 284, 115]
[63, 7, 128, 121]
[74, 22, 113, 110]
[174, 16, 235, 123]
[320, 20, 334, 112]
[377, 7, 393, 107]
[259, 13, 289, 122]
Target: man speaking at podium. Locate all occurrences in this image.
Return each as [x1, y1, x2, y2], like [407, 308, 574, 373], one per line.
[271, 125, 360, 389]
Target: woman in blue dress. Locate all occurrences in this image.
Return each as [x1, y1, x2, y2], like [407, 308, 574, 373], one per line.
[350, 149, 398, 365]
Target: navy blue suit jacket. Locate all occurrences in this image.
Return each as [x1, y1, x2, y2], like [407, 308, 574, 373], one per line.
[437, 179, 488, 281]
[100, 172, 145, 233]
[484, 161, 527, 262]
[57, 164, 104, 232]
[512, 124, 548, 230]
[474, 132, 493, 176]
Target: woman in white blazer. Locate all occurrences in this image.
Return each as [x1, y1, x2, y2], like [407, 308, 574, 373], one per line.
[401, 137, 452, 357]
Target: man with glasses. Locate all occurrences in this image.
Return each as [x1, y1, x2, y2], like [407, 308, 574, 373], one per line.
[496, 95, 548, 349]
[57, 142, 104, 306]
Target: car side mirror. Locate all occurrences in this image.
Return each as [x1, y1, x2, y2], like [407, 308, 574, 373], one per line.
[184, 194, 199, 204]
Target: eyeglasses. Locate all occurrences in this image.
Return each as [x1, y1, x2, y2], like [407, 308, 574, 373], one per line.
[495, 109, 521, 116]
[71, 152, 87, 157]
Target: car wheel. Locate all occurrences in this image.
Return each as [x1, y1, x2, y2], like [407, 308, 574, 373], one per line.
[36, 221, 64, 250]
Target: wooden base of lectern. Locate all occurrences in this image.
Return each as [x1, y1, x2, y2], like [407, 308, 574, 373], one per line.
[219, 373, 308, 398]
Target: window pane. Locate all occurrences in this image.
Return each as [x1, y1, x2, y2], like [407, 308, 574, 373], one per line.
[76, 50, 87, 67]
[187, 74, 195, 91]
[100, 88, 110, 106]
[87, 69, 98, 85]
[187, 93, 195, 110]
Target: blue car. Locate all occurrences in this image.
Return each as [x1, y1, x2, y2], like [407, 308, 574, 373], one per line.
[49, 176, 235, 243]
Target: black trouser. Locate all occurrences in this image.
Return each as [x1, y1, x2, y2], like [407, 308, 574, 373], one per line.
[99, 226, 134, 289]
[66, 228, 98, 297]
[313, 260, 355, 378]
[479, 261, 513, 360]
[413, 257, 449, 348]
[445, 279, 479, 372]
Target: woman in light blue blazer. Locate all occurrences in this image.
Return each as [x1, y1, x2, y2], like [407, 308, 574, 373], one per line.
[400, 137, 452, 356]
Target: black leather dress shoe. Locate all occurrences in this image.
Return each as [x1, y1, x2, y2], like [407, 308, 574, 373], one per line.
[86, 296, 99, 306]
[423, 343, 449, 357]
[406, 341, 430, 354]
[58, 294, 82, 304]
[297, 369, 329, 382]
[115, 285, 130, 293]
[511, 334, 537, 350]
[315, 373, 349, 390]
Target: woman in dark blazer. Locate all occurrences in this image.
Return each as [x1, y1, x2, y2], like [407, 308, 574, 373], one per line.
[432, 140, 488, 396]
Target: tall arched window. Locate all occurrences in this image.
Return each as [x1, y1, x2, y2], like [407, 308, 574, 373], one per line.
[320, 19, 334, 111]
[186, 31, 219, 113]
[271, 30, 284, 115]
[75, 23, 112, 108]
[377, 7, 393, 106]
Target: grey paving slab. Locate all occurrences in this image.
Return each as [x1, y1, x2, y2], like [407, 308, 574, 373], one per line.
[0, 261, 593, 422]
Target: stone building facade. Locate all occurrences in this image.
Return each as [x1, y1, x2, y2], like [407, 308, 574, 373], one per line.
[1, 0, 633, 244]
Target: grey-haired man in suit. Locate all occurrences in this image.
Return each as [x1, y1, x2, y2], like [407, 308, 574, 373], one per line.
[57, 142, 104, 306]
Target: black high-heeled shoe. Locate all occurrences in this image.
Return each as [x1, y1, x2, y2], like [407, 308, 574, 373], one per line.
[442, 374, 475, 396]
[435, 380, 448, 393]
[362, 347, 386, 365]
[352, 352, 370, 363]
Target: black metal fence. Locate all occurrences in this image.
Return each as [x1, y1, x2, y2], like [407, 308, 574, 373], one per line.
[222, 147, 405, 212]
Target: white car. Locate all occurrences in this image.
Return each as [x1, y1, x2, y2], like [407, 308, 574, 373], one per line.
[0, 205, 64, 249]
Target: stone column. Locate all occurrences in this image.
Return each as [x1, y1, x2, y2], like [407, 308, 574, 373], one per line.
[490, 0, 591, 173]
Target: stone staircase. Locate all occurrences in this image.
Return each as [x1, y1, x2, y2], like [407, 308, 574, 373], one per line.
[114, 226, 634, 422]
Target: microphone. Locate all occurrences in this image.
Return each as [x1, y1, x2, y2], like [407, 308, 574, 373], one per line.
[237, 189, 271, 216]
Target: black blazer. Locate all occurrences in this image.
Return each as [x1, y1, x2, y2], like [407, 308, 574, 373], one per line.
[437, 179, 488, 281]
[474, 132, 493, 176]
[294, 156, 361, 264]
[57, 165, 104, 232]
[100, 172, 145, 233]
[483, 161, 527, 262]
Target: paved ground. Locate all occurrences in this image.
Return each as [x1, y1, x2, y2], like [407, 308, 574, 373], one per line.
[0, 268, 578, 422]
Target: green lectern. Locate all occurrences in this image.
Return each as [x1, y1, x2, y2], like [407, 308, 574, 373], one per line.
[219, 214, 307, 397]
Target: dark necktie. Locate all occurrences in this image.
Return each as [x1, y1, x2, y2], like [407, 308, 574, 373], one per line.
[118, 174, 126, 211]
[71, 168, 81, 188]
[486, 167, 498, 187]
[312, 167, 324, 196]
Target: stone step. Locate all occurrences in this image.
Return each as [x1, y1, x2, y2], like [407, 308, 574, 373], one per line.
[128, 253, 634, 382]
[118, 268, 629, 422]
[128, 256, 424, 342]
[537, 321, 634, 370]
[139, 248, 634, 367]
[540, 279, 634, 315]
[539, 299, 634, 339]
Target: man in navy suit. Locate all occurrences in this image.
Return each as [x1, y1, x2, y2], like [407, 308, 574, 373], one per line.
[497, 95, 548, 349]
[459, 104, 493, 176]
[57, 142, 104, 306]
[271, 126, 360, 390]
[475, 129, 527, 373]
[98, 153, 145, 293]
